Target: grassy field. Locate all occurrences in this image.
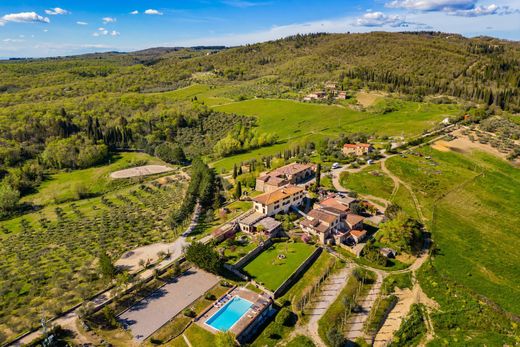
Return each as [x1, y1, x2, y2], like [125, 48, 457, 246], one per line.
[339, 163, 394, 201]
[209, 97, 458, 173]
[22, 152, 168, 207]
[243, 242, 316, 291]
[0, 176, 188, 340]
[214, 98, 457, 141]
[386, 148, 520, 316]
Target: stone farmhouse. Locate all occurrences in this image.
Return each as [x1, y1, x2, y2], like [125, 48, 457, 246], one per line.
[252, 185, 305, 216]
[299, 195, 367, 246]
[342, 143, 374, 156]
[256, 163, 315, 193]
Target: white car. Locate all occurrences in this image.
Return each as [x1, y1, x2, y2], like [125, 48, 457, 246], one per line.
[332, 162, 340, 169]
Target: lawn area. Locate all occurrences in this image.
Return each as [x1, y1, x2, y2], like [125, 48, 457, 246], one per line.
[286, 335, 316, 347]
[22, 152, 167, 207]
[243, 242, 316, 291]
[386, 148, 520, 316]
[339, 163, 394, 201]
[218, 232, 259, 264]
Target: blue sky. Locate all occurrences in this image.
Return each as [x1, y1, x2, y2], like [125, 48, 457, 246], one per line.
[0, 0, 519, 57]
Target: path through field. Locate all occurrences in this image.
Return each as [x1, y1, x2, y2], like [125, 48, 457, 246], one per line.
[286, 264, 353, 347]
[345, 271, 385, 343]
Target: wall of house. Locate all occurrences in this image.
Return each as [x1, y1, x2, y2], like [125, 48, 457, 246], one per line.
[254, 192, 305, 217]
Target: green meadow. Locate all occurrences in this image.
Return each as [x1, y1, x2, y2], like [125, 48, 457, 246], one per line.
[339, 163, 394, 201]
[213, 98, 458, 140]
[386, 148, 520, 316]
[209, 97, 458, 172]
[22, 152, 167, 207]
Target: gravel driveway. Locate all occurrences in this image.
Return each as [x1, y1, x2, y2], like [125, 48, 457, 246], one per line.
[118, 268, 219, 342]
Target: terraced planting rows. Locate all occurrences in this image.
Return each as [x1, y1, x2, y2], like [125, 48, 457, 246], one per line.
[0, 177, 188, 340]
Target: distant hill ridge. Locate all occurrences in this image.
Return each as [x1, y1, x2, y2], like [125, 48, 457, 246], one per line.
[1, 31, 519, 110]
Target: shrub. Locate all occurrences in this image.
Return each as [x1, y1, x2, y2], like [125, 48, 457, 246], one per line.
[275, 307, 294, 327]
[183, 308, 195, 318]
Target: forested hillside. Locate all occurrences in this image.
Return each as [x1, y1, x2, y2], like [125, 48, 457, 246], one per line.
[0, 31, 518, 217]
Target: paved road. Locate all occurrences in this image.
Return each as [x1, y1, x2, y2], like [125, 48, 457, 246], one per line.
[119, 268, 219, 342]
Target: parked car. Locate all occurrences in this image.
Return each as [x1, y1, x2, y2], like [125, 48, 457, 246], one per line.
[332, 162, 340, 169]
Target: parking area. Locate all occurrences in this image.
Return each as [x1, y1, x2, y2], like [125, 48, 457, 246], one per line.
[118, 268, 220, 342]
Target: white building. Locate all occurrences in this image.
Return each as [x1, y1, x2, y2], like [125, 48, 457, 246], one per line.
[252, 186, 305, 217]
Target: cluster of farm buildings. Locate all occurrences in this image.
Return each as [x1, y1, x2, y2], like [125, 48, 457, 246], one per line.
[215, 154, 382, 249]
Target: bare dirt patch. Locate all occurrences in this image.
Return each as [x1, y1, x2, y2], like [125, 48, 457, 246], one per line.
[115, 242, 179, 273]
[374, 284, 438, 346]
[356, 91, 385, 107]
[432, 129, 514, 162]
[110, 165, 173, 179]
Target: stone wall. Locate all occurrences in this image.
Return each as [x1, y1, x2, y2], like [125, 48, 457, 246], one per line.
[273, 246, 322, 298]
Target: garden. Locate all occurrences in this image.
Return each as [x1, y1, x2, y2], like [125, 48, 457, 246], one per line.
[242, 241, 316, 292]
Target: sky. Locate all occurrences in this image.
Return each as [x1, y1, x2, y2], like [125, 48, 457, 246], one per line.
[0, 0, 519, 58]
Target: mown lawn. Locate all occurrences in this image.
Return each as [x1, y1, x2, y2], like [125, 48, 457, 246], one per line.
[243, 242, 316, 291]
[22, 152, 167, 207]
[386, 148, 520, 316]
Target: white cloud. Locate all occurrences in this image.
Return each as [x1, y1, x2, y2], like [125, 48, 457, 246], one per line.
[102, 17, 116, 24]
[76, 21, 88, 25]
[45, 7, 69, 15]
[43, 29, 48, 32]
[353, 11, 427, 27]
[386, 0, 519, 17]
[1, 12, 50, 24]
[93, 28, 120, 37]
[3, 38, 25, 43]
[386, 0, 476, 11]
[450, 4, 519, 16]
[130, 10, 139, 15]
[144, 9, 163, 15]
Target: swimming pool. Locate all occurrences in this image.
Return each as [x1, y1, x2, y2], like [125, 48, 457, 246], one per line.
[205, 296, 253, 331]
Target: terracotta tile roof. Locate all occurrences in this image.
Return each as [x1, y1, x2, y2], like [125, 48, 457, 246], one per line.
[253, 185, 304, 205]
[301, 219, 330, 234]
[343, 143, 372, 148]
[308, 209, 338, 225]
[350, 229, 366, 238]
[346, 214, 365, 226]
[270, 162, 314, 177]
[319, 198, 349, 212]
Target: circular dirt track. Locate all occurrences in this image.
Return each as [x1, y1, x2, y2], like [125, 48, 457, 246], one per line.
[110, 165, 173, 179]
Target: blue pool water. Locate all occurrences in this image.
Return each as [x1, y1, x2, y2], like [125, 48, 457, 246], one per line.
[205, 296, 253, 331]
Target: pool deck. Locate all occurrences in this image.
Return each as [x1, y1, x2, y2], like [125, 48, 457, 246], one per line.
[197, 287, 272, 337]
